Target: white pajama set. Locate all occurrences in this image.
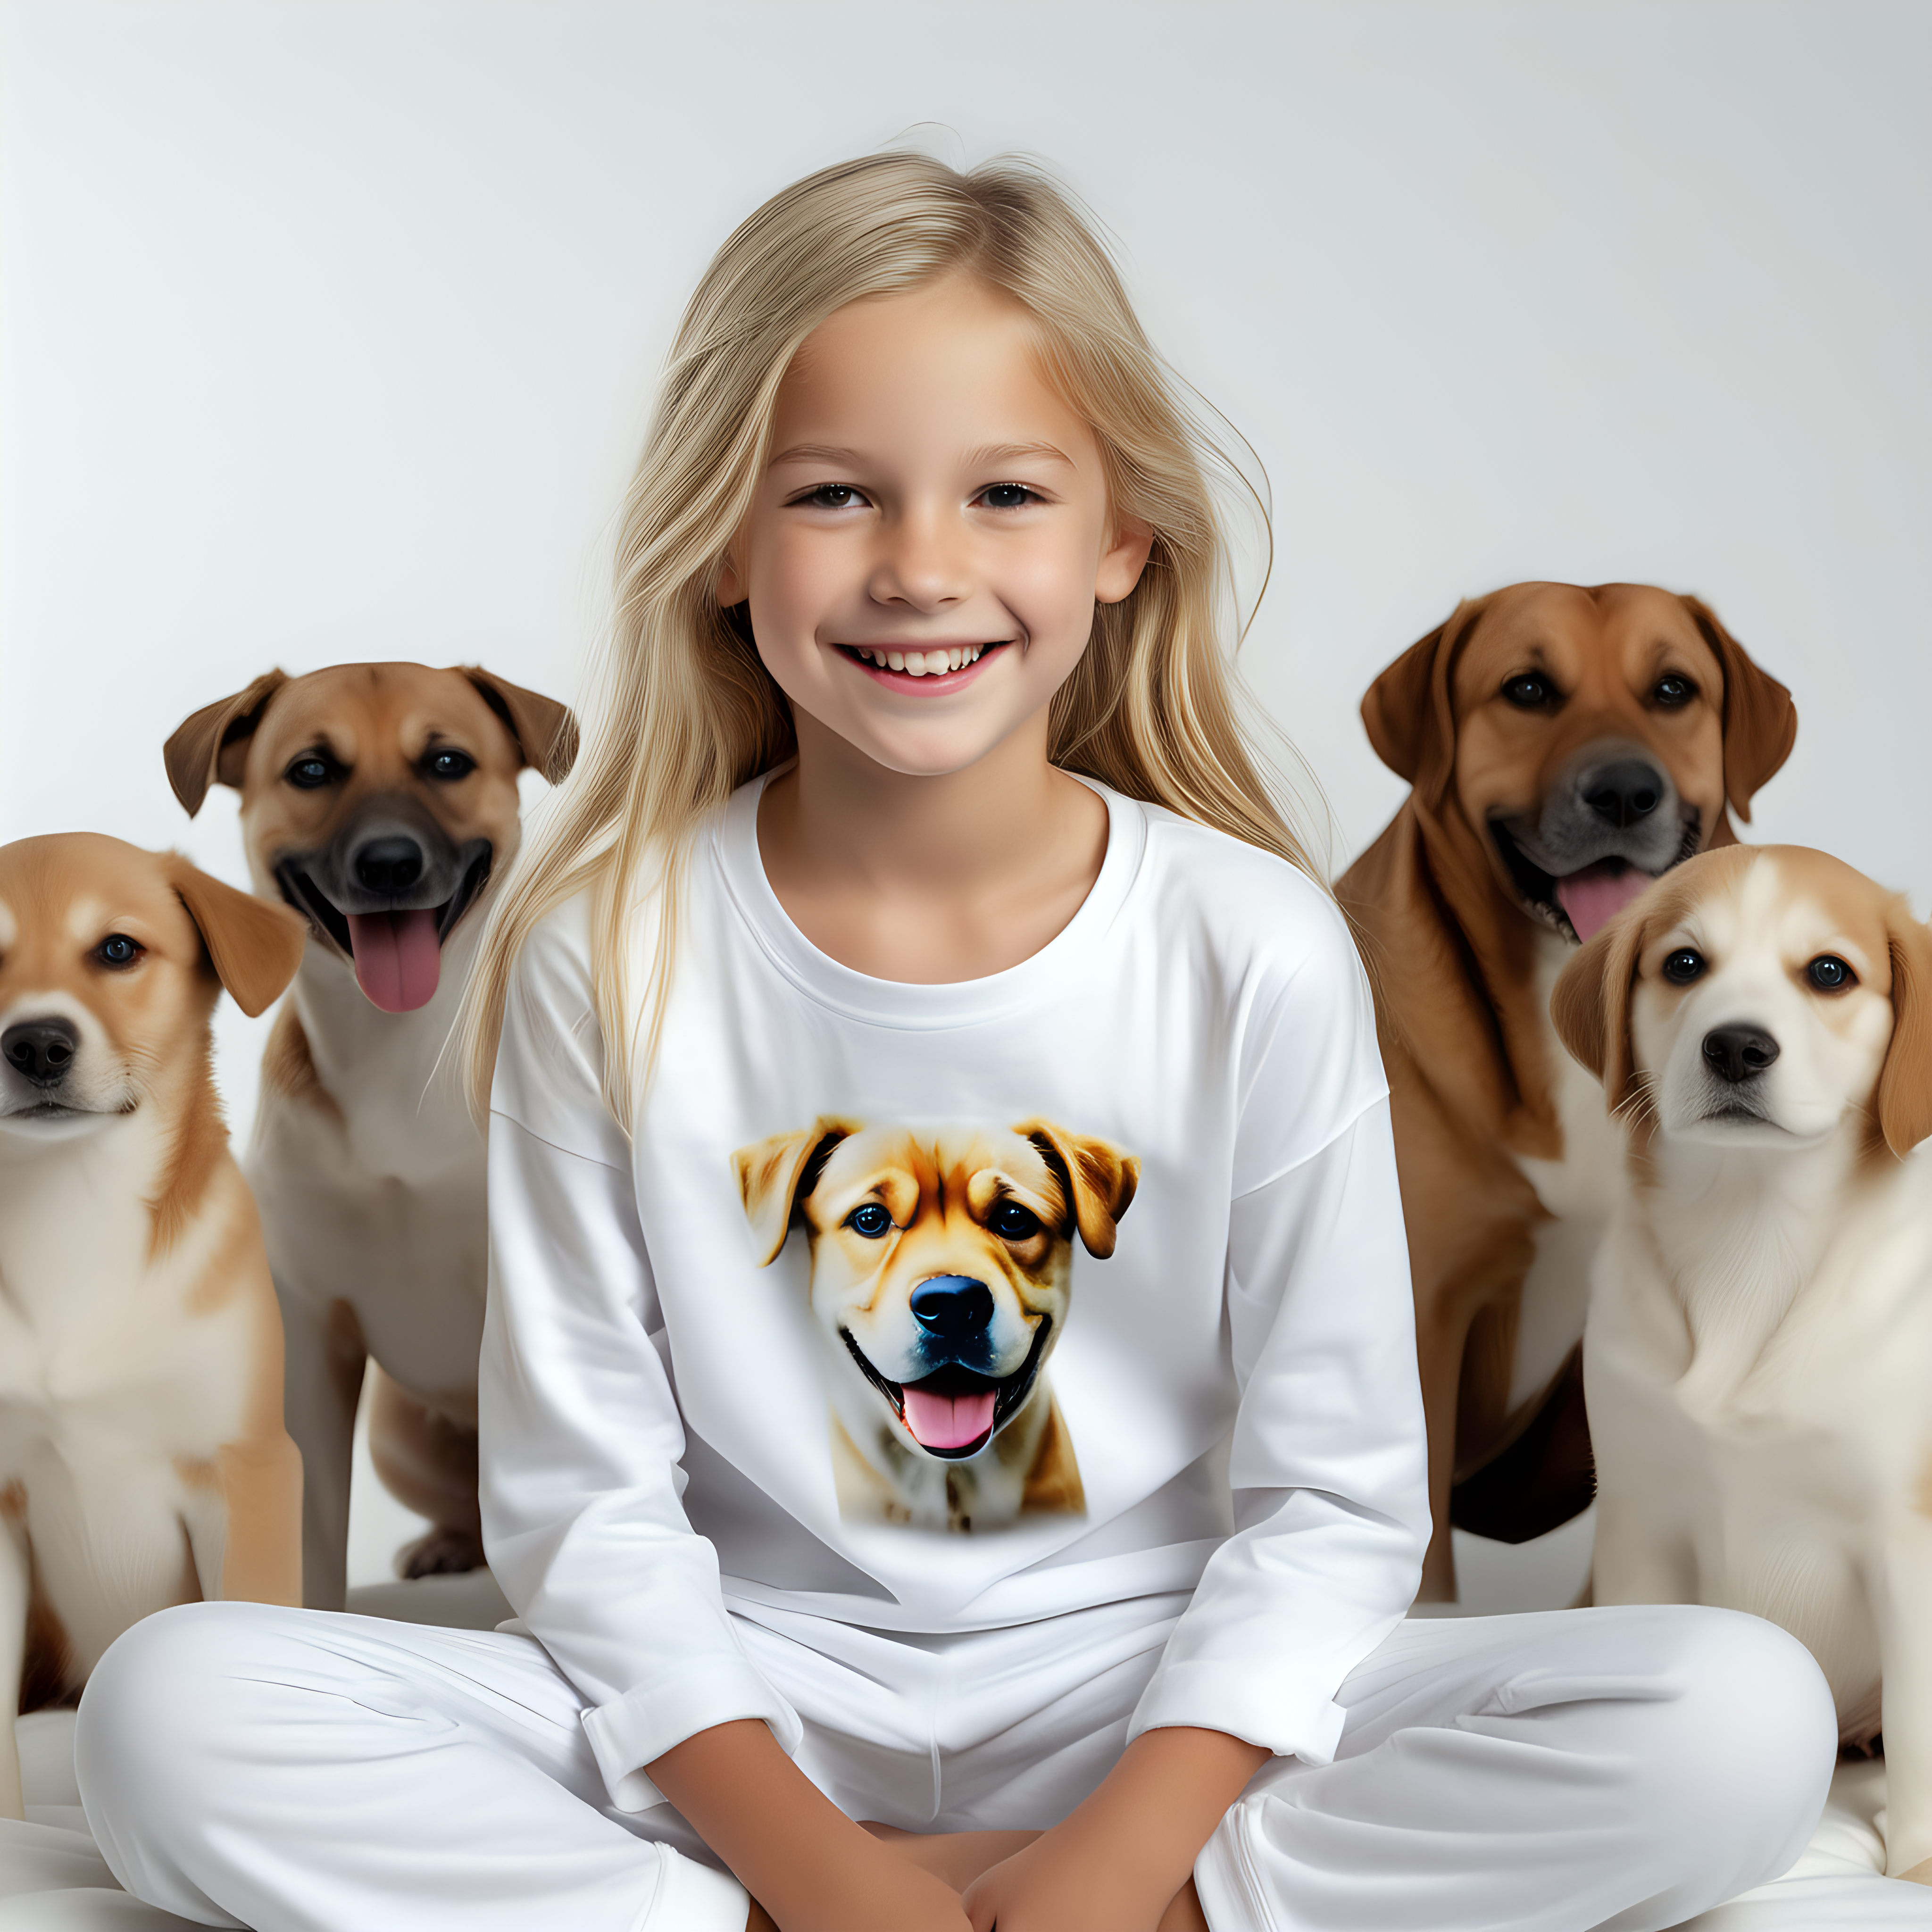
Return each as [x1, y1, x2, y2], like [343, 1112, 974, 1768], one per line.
[75, 777, 1839, 1931]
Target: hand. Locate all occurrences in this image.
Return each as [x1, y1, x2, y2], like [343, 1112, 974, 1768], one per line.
[960, 1829, 1177, 1932]
[645, 1722, 972, 1932]
[960, 1726, 1266, 1932]
[753, 1844, 973, 1932]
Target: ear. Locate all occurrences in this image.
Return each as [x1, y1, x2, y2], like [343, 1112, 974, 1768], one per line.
[1016, 1121, 1140, 1260]
[1359, 597, 1489, 805]
[1550, 901, 1656, 1122]
[1877, 907, 1932, 1158]
[1682, 597, 1797, 825]
[462, 669, 581, 784]
[163, 672, 290, 817]
[732, 1119, 859, 1266]
[165, 857, 308, 1017]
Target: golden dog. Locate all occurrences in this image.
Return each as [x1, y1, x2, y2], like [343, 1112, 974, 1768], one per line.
[1335, 582, 1796, 1597]
[165, 663, 577, 1606]
[0, 835, 306, 1816]
[733, 1120, 1137, 1533]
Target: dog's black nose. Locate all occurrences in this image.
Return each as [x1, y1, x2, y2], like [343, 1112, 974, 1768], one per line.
[2, 1016, 79, 1088]
[1702, 1024, 1780, 1083]
[910, 1276, 995, 1342]
[353, 837, 425, 895]
[1581, 759, 1666, 829]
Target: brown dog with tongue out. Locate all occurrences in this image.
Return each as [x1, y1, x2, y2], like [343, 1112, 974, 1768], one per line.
[165, 662, 578, 1607]
[1334, 583, 1796, 1600]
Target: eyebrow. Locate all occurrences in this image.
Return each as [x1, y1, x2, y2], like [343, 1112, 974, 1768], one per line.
[765, 440, 1080, 471]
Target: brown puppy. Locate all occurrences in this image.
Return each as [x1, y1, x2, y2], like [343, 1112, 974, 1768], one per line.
[166, 663, 578, 1607]
[733, 1120, 1137, 1533]
[0, 834, 306, 1817]
[1334, 582, 1795, 1598]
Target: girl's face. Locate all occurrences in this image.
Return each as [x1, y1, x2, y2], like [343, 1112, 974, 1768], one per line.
[717, 275, 1152, 779]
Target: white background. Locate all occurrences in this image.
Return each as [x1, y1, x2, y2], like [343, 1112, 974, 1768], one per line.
[3, 0, 1927, 1589]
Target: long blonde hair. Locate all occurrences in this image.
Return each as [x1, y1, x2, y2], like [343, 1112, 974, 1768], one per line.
[462, 151, 1312, 1124]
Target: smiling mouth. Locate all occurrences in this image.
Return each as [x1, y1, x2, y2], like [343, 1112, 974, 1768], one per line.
[839, 641, 1008, 682]
[1490, 818, 1699, 944]
[276, 853, 492, 959]
[841, 1317, 1051, 1461]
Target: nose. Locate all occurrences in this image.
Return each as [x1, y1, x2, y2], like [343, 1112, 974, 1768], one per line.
[909, 1275, 995, 1343]
[2, 1016, 80, 1087]
[1702, 1024, 1781, 1083]
[1581, 758, 1666, 829]
[871, 508, 972, 614]
[353, 837, 425, 895]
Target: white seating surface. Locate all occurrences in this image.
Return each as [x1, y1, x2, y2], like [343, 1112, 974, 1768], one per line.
[6, 1558, 1932, 1929]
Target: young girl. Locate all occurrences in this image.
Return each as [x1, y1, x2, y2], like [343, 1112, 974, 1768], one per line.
[78, 152, 1835, 1932]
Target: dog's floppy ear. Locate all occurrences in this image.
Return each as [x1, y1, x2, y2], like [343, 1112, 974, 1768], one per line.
[462, 669, 581, 784]
[733, 1119, 859, 1266]
[164, 672, 290, 818]
[1877, 907, 1932, 1158]
[1359, 596, 1490, 807]
[166, 856, 308, 1017]
[1550, 898, 1657, 1124]
[1682, 597, 1797, 826]
[1016, 1121, 1140, 1260]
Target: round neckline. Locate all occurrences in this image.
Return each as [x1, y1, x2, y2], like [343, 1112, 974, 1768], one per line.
[711, 767, 1148, 1031]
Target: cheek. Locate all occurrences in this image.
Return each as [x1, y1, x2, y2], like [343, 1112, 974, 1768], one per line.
[1631, 986, 1690, 1087]
[1659, 714, 1728, 812]
[1449, 713, 1543, 819]
[1819, 994, 1895, 1095]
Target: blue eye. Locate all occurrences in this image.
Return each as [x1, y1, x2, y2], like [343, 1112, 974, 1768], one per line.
[990, 1201, 1042, 1241]
[845, 1202, 892, 1239]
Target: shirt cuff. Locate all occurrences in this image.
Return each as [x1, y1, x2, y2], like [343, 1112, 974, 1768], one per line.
[581, 1656, 806, 1812]
[1125, 1657, 1348, 1765]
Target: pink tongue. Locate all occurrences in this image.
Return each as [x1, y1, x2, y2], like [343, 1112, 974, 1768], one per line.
[902, 1386, 997, 1452]
[345, 910, 443, 1012]
[1554, 864, 1654, 944]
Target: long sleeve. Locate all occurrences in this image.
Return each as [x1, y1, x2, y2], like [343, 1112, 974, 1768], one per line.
[478, 915, 803, 1812]
[1126, 1098, 1431, 1762]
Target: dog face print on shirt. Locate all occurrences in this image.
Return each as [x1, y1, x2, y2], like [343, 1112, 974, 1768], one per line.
[733, 1119, 1138, 1533]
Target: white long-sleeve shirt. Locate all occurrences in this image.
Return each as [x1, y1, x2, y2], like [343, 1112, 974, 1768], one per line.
[481, 774, 1430, 1811]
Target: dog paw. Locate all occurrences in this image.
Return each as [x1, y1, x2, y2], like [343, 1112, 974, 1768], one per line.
[394, 1526, 486, 1579]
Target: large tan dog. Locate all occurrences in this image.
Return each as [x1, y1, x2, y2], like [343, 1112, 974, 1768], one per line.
[0, 834, 306, 1817]
[166, 663, 577, 1608]
[1552, 847, 1932, 1879]
[1335, 582, 1796, 1597]
[733, 1120, 1137, 1533]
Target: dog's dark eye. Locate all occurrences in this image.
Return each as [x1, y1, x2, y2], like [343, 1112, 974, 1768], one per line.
[425, 748, 476, 782]
[989, 1201, 1043, 1241]
[1653, 674, 1696, 708]
[96, 934, 143, 969]
[1662, 948, 1706, 984]
[1501, 673, 1552, 708]
[285, 754, 336, 790]
[844, 1202, 892, 1239]
[1807, 955, 1855, 991]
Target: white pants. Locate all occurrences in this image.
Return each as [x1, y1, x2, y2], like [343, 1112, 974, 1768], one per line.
[72, 1596, 1835, 1932]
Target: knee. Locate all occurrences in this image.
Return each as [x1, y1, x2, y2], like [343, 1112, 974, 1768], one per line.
[1641, 1606, 1836, 1862]
[76, 1600, 291, 1848]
